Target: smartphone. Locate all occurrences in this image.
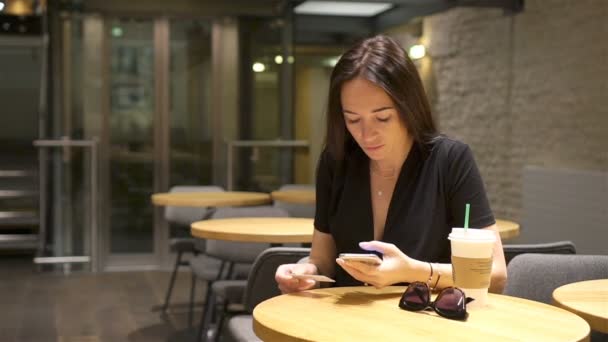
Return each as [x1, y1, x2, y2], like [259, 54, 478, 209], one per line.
[291, 273, 335, 283]
[338, 253, 382, 266]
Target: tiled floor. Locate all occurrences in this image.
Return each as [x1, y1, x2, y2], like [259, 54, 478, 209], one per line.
[0, 255, 207, 342]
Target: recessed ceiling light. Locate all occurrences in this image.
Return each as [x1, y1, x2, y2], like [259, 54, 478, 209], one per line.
[294, 1, 393, 17]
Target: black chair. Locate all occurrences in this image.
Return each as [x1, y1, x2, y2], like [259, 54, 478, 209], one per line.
[222, 247, 311, 342]
[503, 241, 576, 264]
[191, 206, 290, 342]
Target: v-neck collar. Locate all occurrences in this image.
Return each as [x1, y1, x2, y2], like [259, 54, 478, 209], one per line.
[362, 142, 423, 241]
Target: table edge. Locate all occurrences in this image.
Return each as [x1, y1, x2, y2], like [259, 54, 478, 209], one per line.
[553, 281, 608, 334]
[151, 193, 271, 207]
[252, 287, 591, 342]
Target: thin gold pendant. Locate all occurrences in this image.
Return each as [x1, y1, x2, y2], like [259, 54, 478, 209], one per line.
[377, 190, 383, 196]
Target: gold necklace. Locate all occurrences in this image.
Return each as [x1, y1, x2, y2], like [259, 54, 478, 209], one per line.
[370, 166, 397, 197]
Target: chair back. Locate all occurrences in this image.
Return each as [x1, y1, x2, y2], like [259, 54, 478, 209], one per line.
[503, 241, 576, 264]
[205, 206, 289, 264]
[244, 247, 311, 312]
[164, 185, 224, 225]
[273, 184, 315, 218]
[504, 253, 608, 304]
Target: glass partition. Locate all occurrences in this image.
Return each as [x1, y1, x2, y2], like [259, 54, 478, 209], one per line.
[107, 18, 155, 254]
[169, 19, 213, 187]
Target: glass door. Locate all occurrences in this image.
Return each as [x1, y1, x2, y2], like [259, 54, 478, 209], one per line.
[168, 19, 213, 187]
[102, 17, 214, 268]
[106, 18, 156, 256]
[166, 19, 213, 244]
[54, 13, 220, 270]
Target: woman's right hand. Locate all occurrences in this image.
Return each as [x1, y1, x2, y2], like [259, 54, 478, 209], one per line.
[275, 263, 319, 294]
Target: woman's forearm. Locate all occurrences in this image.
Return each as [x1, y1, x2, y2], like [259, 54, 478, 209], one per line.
[400, 259, 505, 293]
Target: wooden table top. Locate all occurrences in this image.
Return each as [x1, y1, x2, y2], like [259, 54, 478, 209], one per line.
[253, 286, 590, 342]
[190, 217, 314, 243]
[270, 190, 315, 204]
[495, 219, 520, 239]
[151, 191, 271, 207]
[553, 279, 608, 333]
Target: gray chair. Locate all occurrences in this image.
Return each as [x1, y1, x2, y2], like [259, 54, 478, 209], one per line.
[161, 185, 224, 313]
[192, 206, 290, 342]
[503, 241, 576, 264]
[223, 247, 312, 342]
[504, 254, 608, 341]
[272, 184, 315, 218]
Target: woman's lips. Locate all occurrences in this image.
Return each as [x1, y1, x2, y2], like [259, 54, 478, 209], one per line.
[365, 145, 383, 151]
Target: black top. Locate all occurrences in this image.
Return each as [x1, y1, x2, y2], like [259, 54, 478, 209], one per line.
[314, 136, 495, 286]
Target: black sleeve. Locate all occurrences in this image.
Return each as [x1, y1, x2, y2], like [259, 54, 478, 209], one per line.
[314, 149, 333, 233]
[447, 143, 495, 229]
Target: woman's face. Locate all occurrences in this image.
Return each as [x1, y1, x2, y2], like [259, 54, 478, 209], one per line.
[341, 77, 410, 162]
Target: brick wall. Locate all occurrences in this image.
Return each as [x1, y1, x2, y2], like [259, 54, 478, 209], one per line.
[420, 0, 608, 222]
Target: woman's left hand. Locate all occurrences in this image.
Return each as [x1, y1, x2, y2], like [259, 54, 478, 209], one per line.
[336, 241, 416, 288]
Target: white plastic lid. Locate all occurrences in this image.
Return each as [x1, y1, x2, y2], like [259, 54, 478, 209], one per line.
[448, 228, 496, 242]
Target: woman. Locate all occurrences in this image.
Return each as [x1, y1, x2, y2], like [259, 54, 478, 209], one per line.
[276, 35, 507, 293]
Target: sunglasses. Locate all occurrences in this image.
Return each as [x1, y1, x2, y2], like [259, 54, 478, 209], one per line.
[398, 281, 474, 320]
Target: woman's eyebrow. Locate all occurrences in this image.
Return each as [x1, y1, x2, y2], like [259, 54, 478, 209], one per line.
[343, 106, 393, 115]
[372, 106, 393, 113]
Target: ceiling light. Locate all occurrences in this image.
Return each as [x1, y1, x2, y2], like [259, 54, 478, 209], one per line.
[3, 0, 33, 15]
[274, 55, 283, 64]
[294, 1, 392, 17]
[0, 2, 5, 12]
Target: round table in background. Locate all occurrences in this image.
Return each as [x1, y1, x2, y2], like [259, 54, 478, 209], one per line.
[191, 217, 314, 244]
[270, 190, 315, 204]
[495, 219, 520, 239]
[553, 279, 608, 333]
[151, 191, 271, 207]
[253, 286, 590, 342]
[269, 190, 519, 240]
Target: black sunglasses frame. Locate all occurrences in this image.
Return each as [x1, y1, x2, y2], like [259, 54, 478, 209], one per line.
[398, 281, 474, 321]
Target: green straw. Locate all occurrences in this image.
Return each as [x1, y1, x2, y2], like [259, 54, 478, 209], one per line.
[464, 203, 470, 231]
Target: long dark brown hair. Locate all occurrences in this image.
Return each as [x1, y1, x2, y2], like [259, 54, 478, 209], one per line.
[325, 35, 438, 160]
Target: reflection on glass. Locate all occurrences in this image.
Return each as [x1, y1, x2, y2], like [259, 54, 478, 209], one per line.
[169, 19, 212, 187]
[108, 19, 155, 254]
[168, 19, 213, 240]
[238, 17, 283, 191]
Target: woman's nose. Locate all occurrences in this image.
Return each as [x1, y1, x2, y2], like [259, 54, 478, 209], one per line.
[360, 121, 377, 142]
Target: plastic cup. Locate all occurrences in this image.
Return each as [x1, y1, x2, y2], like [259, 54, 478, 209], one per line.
[448, 228, 495, 307]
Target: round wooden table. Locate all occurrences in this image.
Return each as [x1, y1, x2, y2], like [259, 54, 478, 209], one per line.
[191, 217, 314, 243]
[495, 219, 520, 239]
[151, 191, 271, 207]
[553, 279, 608, 333]
[268, 191, 518, 240]
[270, 190, 315, 204]
[253, 286, 590, 342]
